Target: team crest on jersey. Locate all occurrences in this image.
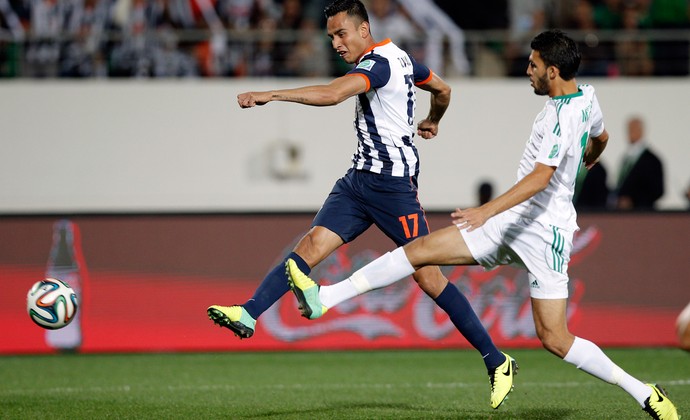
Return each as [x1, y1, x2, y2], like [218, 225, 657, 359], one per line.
[548, 144, 560, 158]
[357, 59, 376, 71]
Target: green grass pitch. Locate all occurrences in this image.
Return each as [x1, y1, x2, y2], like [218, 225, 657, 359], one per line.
[1, 348, 688, 419]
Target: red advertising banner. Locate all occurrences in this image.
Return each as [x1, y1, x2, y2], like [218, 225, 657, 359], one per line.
[1, 212, 687, 354]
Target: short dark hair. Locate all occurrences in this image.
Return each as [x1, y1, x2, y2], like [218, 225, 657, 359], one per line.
[324, 0, 369, 23]
[530, 30, 581, 80]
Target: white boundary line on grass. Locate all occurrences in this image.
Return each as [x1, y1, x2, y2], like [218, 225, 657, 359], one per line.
[3, 379, 690, 396]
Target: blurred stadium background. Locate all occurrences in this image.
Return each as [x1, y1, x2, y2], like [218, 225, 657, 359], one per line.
[1, 0, 689, 79]
[0, 0, 689, 356]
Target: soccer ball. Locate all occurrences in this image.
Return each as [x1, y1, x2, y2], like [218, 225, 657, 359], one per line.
[27, 278, 78, 330]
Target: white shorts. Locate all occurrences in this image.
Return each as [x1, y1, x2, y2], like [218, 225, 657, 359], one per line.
[459, 210, 573, 299]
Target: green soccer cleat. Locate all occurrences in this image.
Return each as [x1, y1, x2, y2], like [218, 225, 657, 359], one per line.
[285, 258, 328, 320]
[207, 305, 256, 339]
[643, 384, 679, 420]
[488, 352, 518, 409]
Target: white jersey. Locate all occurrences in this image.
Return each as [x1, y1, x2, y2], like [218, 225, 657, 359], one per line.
[346, 39, 433, 177]
[511, 84, 605, 231]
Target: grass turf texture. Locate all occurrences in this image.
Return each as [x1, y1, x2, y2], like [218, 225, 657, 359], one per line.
[1, 348, 688, 419]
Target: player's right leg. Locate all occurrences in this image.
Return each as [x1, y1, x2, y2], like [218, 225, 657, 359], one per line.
[643, 384, 680, 420]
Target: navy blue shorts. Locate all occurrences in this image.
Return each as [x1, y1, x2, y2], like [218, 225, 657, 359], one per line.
[312, 168, 431, 246]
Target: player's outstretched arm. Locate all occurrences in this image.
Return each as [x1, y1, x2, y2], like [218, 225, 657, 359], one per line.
[416, 72, 451, 139]
[237, 75, 368, 109]
[453, 163, 555, 231]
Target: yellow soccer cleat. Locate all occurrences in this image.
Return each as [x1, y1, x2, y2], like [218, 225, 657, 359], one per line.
[488, 352, 518, 409]
[285, 258, 328, 320]
[207, 305, 256, 339]
[643, 384, 679, 420]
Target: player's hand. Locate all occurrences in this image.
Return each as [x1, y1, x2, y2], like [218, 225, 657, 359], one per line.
[416, 119, 439, 139]
[237, 92, 271, 108]
[451, 207, 489, 232]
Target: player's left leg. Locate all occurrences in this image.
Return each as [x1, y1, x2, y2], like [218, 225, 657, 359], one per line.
[210, 170, 364, 338]
[207, 250, 311, 339]
[209, 226, 342, 338]
[413, 265, 516, 408]
[531, 298, 679, 419]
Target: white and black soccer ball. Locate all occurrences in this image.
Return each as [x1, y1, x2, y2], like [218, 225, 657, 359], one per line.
[27, 278, 78, 330]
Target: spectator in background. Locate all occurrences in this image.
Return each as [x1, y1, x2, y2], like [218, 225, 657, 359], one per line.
[477, 180, 494, 206]
[615, 1, 654, 76]
[59, 0, 111, 78]
[216, 0, 270, 30]
[592, 0, 622, 29]
[396, 0, 470, 76]
[24, 0, 71, 77]
[214, 0, 275, 76]
[193, 0, 231, 77]
[562, 0, 616, 76]
[0, 0, 26, 77]
[272, 0, 328, 77]
[436, 0, 508, 78]
[574, 161, 610, 211]
[615, 116, 664, 210]
[684, 180, 690, 210]
[109, 0, 199, 77]
[649, 0, 690, 75]
[435, 0, 508, 31]
[366, 0, 419, 51]
[0, 0, 25, 38]
[505, 0, 547, 77]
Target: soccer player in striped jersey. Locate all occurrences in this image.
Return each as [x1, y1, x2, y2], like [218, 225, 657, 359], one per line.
[209, 0, 516, 409]
[286, 29, 679, 419]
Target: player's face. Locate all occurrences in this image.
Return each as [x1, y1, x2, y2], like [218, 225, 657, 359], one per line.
[327, 12, 368, 64]
[527, 51, 550, 96]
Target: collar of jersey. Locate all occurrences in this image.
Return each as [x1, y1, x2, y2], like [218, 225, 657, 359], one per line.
[553, 88, 583, 100]
[357, 38, 392, 63]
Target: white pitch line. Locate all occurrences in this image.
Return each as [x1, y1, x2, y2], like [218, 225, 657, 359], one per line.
[2, 379, 689, 396]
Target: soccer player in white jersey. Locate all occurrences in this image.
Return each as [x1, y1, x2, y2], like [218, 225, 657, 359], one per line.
[208, 0, 517, 409]
[286, 29, 679, 419]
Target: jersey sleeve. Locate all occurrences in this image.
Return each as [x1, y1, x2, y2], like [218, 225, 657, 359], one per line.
[410, 54, 432, 85]
[347, 53, 391, 91]
[535, 105, 568, 168]
[589, 93, 605, 137]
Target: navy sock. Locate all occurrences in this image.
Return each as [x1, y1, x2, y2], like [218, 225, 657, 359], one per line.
[434, 282, 505, 370]
[243, 252, 311, 320]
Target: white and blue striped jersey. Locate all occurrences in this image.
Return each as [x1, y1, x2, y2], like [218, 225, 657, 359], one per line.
[512, 84, 605, 230]
[346, 39, 433, 177]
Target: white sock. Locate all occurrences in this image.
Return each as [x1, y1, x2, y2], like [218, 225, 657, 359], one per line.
[319, 247, 415, 309]
[563, 337, 652, 406]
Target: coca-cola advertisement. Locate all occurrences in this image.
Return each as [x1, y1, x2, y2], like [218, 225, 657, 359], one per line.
[0, 212, 687, 354]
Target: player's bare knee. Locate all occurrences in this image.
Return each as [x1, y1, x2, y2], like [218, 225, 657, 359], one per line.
[293, 232, 324, 267]
[411, 266, 447, 297]
[537, 330, 572, 358]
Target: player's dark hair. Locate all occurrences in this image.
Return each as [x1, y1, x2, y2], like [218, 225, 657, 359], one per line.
[324, 0, 369, 23]
[530, 30, 581, 80]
